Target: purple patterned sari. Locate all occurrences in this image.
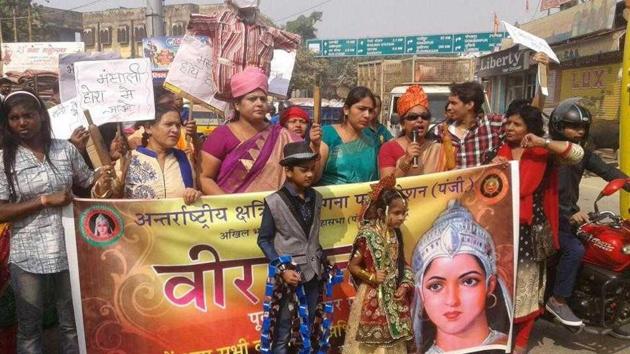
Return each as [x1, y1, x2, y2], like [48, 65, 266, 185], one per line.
[216, 124, 298, 193]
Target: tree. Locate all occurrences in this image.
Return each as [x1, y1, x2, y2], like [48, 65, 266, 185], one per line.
[289, 46, 327, 97]
[285, 11, 325, 96]
[285, 11, 322, 41]
[0, 0, 53, 42]
[284, 11, 358, 99]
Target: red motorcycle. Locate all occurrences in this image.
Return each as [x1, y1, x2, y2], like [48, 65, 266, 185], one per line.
[566, 178, 630, 337]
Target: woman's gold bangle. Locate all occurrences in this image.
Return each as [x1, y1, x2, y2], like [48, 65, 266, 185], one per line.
[357, 268, 375, 283]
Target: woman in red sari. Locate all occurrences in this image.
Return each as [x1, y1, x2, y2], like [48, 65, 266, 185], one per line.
[494, 104, 583, 353]
[199, 67, 318, 194]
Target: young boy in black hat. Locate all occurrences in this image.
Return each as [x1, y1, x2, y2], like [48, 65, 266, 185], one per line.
[257, 141, 325, 354]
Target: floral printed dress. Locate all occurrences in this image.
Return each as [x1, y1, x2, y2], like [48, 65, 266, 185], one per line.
[343, 223, 414, 354]
[117, 146, 194, 199]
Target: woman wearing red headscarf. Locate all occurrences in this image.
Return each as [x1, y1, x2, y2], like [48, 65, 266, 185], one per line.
[280, 106, 310, 138]
[378, 85, 449, 177]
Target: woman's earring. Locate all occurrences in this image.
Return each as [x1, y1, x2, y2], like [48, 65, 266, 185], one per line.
[487, 293, 497, 309]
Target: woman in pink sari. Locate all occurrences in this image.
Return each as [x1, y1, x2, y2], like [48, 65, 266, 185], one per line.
[200, 67, 302, 194]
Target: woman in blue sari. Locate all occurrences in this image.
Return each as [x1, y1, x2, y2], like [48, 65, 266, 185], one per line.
[318, 86, 379, 185]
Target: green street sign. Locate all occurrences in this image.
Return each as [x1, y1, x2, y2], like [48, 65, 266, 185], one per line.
[321, 39, 357, 57]
[453, 33, 506, 53]
[406, 35, 454, 54]
[357, 37, 406, 55]
[306, 32, 507, 57]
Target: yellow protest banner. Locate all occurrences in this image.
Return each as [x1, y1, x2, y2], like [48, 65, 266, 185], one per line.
[66, 163, 518, 353]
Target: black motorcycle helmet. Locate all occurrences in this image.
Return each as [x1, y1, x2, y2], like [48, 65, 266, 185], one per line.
[549, 97, 592, 145]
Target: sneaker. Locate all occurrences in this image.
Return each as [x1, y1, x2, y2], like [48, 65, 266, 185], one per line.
[610, 324, 630, 339]
[545, 299, 583, 327]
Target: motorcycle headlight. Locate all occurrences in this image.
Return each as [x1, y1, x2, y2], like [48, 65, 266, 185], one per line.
[623, 244, 630, 255]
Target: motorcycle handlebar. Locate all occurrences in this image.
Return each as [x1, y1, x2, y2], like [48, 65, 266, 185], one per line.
[588, 211, 620, 224]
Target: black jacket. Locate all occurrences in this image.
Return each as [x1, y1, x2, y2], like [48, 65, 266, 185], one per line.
[558, 149, 628, 218]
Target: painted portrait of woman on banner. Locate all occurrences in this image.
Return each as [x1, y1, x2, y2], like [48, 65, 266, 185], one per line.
[411, 201, 513, 354]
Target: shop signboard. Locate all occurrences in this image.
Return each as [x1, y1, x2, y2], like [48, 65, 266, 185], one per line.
[520, 0, 616, 44]
[559, 63, 622, 120]
[540, 0, 573, 11]
[554, 30, 623, 62]
[1, 42, 84, 74]
[477, 46, 529, 77]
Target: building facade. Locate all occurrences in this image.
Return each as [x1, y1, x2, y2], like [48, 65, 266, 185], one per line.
[81, 4, 224, 58]
[479, 0, 624, 120]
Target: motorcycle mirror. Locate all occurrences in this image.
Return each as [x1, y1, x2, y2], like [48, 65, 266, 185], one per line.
[601, 178, 630, 197]
[594, 178, 630, 215]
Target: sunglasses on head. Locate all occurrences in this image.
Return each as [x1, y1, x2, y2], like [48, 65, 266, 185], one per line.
[403, 111, 432, 121]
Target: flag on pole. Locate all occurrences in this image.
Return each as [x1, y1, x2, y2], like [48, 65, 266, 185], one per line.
[493, 12, 500, 34]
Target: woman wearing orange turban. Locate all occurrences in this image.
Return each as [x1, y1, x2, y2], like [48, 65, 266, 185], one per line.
[378, 85, 450, 177]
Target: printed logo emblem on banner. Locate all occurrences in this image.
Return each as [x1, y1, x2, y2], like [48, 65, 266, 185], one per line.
[478, 168, 509, 204]
[79, 205, 125, 247]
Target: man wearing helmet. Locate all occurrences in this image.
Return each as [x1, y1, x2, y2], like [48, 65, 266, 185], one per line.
[546, 98, 630, 327]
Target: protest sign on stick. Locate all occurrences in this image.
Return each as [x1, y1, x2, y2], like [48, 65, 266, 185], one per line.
[268, 50, 296, 98]
[59, 52, 121, 103]
[164, 35, 226, 113]
[74, 58, 155, 126]
[48, 98, 88, 140]
[503, 21, 560, 63]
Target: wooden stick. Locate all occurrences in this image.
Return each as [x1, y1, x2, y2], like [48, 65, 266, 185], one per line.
[84, 110, 111, 168]
[313, 86, 321, 125]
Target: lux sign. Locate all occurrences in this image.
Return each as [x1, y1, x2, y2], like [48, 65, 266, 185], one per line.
[571, 69, 606, 89]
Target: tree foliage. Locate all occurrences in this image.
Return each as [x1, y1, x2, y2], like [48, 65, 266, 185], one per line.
[0, 0, 54, 42]
[285, 11, 322, 41]
[285, 11, 359, 98]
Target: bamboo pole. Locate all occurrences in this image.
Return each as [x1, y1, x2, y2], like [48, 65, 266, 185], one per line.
[84, 110, 112, 168]
[619, 1, 630, 217]
[313, 86, 321, 125]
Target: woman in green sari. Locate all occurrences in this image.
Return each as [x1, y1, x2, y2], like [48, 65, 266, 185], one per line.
[318, 86, 379, 185]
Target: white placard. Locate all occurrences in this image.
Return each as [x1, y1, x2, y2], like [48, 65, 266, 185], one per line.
[59, 52, 121, 103]
[49, 98, 89, 140]
[503, 21, 560, 63]
[268, 50, 296, 98]
[164, 35, 217, 106]
[74, 58, 155, 126]
[0, 42, 84, 74]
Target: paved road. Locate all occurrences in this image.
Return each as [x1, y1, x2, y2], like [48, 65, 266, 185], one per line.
[529, 319, 630, 354]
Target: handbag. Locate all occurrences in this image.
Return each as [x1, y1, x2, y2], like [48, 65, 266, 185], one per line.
[531, 219, 555, 261]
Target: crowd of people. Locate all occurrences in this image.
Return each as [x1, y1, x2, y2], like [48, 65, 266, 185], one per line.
[0, 52, 628, 354]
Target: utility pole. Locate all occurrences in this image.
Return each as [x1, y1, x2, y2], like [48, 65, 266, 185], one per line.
[620, 0, 630, 217]
[12, 8, 18, 42]
[97, 22, 101, 52]
[145, 0, 164, 37]
[27, 6, 32, 42]
[131, 19, 136, 58]
[0, 17, 4, 45]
